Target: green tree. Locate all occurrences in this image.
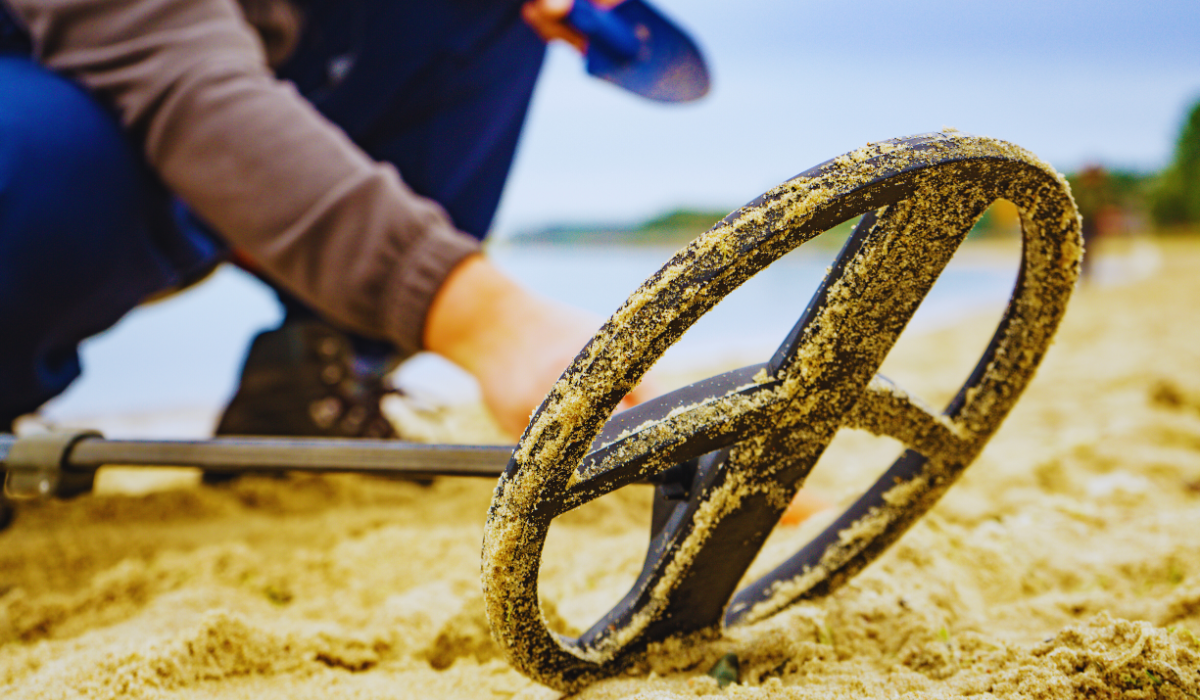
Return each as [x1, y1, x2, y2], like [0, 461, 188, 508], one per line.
[1152, 97, 1200, 226]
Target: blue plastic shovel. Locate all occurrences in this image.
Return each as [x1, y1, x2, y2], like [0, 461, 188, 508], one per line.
[565, 0, 710, 102]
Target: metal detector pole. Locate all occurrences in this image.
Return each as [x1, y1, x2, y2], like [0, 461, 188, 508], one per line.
[1, 431, 513, 500]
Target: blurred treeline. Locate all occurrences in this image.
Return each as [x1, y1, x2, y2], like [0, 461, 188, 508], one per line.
[1058, 96, 1200, 239]
[510, 208, 734, 247]
[1145, 97, 1200, 229]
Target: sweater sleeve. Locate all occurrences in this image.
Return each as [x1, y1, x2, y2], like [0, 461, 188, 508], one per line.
[8, 0, 482, 355]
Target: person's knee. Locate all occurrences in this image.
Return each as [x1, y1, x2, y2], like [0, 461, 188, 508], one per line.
[0, 57, 155, 248]
[0, 56, 182, 313]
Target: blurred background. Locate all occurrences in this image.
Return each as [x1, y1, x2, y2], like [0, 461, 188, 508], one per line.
[36, 0, 1200, 435]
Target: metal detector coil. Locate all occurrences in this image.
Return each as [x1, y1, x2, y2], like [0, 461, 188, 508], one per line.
[481, 131, 1082, 691]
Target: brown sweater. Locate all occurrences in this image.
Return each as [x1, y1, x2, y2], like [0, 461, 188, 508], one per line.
[8, 0, 483, 355]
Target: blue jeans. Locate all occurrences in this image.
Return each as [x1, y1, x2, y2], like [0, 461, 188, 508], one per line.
[0, 0, 545, 423]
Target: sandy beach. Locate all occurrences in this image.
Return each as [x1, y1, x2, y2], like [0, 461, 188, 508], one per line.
[3, 234, 1199, 699]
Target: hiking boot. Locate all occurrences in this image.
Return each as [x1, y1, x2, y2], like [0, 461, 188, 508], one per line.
[215, 321, 401, 439]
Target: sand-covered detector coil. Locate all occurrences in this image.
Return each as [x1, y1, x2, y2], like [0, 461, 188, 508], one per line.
[482, 131, 1082, 692]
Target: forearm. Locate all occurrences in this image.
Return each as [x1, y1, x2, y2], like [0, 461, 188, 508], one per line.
[10, 0, 479, 354]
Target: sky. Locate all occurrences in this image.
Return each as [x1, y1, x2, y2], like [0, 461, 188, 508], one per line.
[491, 0, 1200, 237]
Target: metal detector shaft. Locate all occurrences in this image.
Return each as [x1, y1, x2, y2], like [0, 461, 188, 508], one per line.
[73, 437, 513, 477]
[0, 432, 514, 499]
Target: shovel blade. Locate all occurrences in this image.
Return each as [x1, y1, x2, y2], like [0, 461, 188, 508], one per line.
[568, 0, 710, 102]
